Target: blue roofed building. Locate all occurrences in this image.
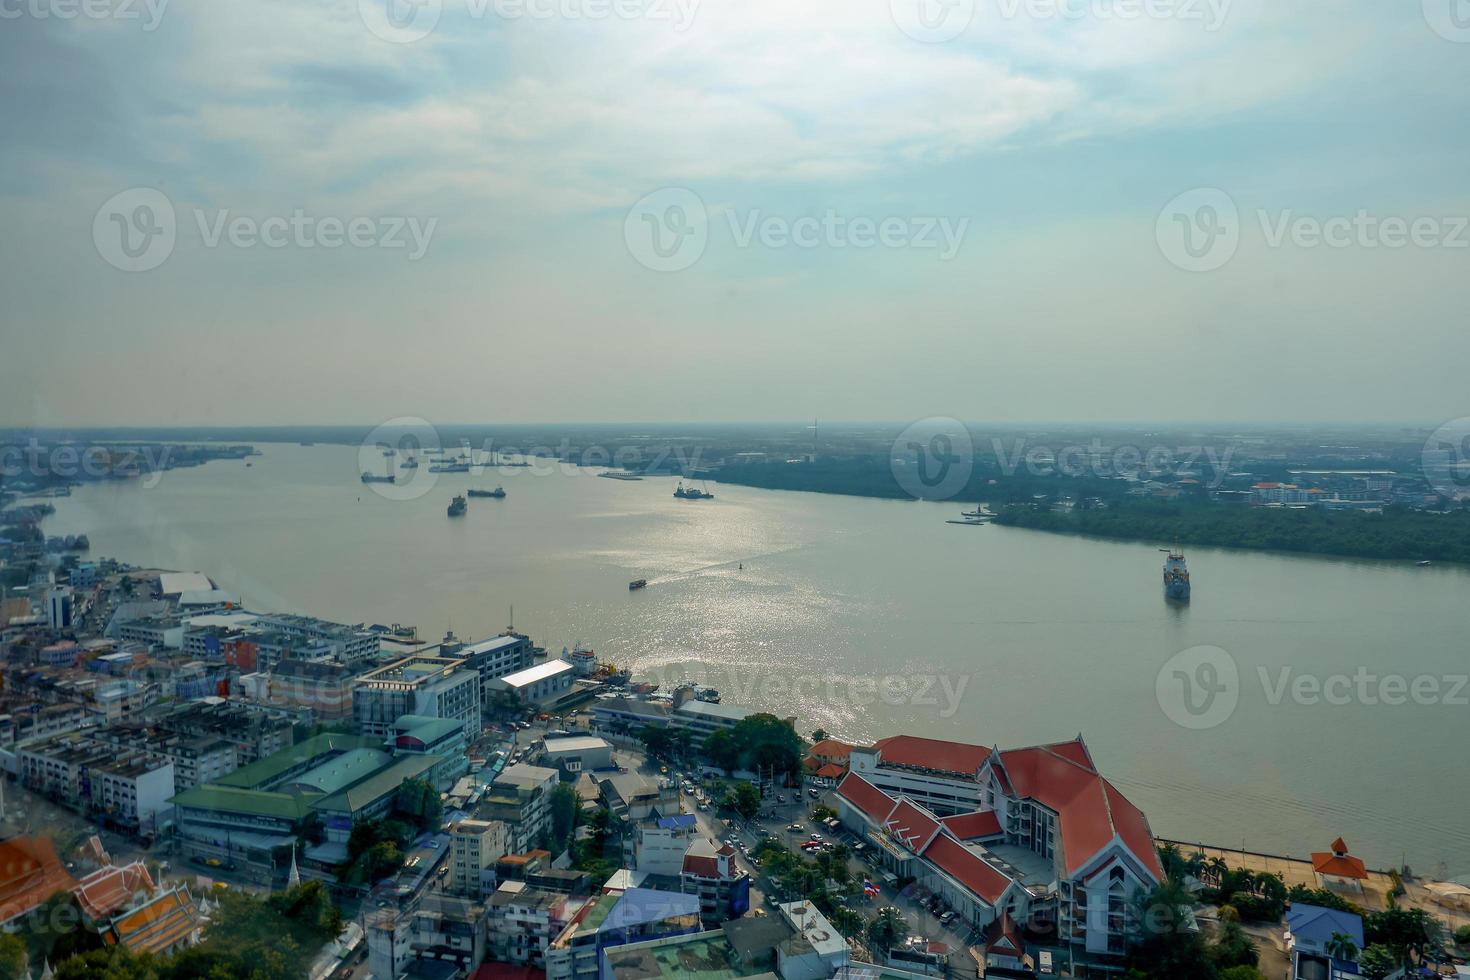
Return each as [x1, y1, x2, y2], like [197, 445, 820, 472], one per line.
[1286, 903, 1365, 980]
[545, 887, 702, 980]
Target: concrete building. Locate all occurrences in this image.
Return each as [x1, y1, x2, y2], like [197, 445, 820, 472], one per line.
[17, 733, 174, 833]
[544, 888, 703, 980]
[457, 634, 537, 705]
[634, 814, 698, 877]
[391, 714, 471, 789]
[483, 764, 561, 853]
[775, 901, 849, 980]
[46, 586, 74, 630]
[353, 655, 481, 739]
[85, 725, 238, 789]
[266, 658, 357, 720]
[682, 838, 751, 924]
[541, 735, 614, 775]
[488, 882, 573, 967]
[451, 818, 508, 898]
[493, 659, 577, 709]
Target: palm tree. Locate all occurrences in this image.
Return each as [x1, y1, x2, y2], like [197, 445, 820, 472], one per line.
[1325, 931, 1358, 963]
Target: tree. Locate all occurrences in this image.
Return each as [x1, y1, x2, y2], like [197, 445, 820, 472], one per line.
[721, 781, 760, 820]
[638, 725, 677, 759]
[867, 907, 907, 951]
[1454, 924, 1470, 947]
[394, 778, 443, 830]
[828, 906, 864, 938]
[1358, 944, 1399, 980]
[0, 933, 26, 980]
[1218, 968, 1266, 980]
[1325, 931, 1359, 963]
[1210, 919, 1259, 970]
[811, 729, 828, 742]
[1128, 880, 1217, 980]
[549, 782, 581, 856]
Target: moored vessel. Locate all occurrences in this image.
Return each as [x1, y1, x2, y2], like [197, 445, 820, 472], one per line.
[1163, 549, 1190, 602]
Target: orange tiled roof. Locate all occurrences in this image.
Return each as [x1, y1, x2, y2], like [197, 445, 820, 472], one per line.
[995, 739, 1164, 881]
[808, 739, 854, 761]
[814, 764, 846, 779]
[103, 886, 199, 955]
[872, 735, 991, 776]
[0, 836, 79, 926]
[74, 862, 155, 920]
[1312, 851, 1368, 880]
[939, 810, 1003, 841]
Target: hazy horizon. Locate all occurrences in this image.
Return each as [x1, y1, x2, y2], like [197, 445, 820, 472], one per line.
[4, 3, 1469, 426]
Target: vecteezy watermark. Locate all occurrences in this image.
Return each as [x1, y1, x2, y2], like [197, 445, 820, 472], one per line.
[1421, 417, 1470, 500]
[1158, 187, 1470, 272]
[890, 0, 975, 42]
[1155, 187, 1240, 273]
[0, 440, 173, 489]
[357, 418, 711, 501]
[623, 187, 969, 272]
[639, 663, 973, 718]
[1157, 646, 1239, 730]
[890, 417, 975, 502]
[358, 417, 444, 502]
[93, 188, 437, 272]
[93, 188, 176, 273]
[992, 437, 1237, 487]
[1422, 0, 1470, 42]
[358, 0, 697, 43]
[0, 0, 169, 30]
[989, 0, 1230, 29]
[1157, 645, 1469, 730]
[624, 188, 708, 273]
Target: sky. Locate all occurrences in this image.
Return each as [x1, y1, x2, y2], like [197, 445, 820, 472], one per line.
[1, 0, 1468, 427]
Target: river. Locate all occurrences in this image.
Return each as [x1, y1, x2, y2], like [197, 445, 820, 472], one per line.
[41, 443, 1470, 875]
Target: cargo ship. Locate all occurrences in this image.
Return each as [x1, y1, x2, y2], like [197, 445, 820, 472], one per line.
[674, 483, 714, 500]
[1163, 549, 1190, 602]
[468, 487, 506, 498]
[447, 495, 467, 517]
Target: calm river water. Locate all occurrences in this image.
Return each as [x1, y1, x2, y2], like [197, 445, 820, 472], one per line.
[42, 444, 1470, 875]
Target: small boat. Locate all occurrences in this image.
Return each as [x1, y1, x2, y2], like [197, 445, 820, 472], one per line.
[468, 487, 506, 498]
[448, 495, 467, 517]
[628, 579, 648, 590]
[1417, 560, 1433, 567]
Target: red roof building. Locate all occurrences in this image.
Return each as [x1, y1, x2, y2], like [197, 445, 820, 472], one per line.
[840, 733, 1164, 968]
[0, 836, 79, 928]
[1311, 838, 1368, 886]
[73, 862, 157, 921]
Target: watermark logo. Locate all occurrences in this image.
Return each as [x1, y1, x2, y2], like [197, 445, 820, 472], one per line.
[93, 188, 176, 273]
[358, 417, 443, 501]
[359, 0, 442, 43]
[0, 0, 170, 30]
[1157, 645, 1239, 730]
[1422, 417, 1470, 500]
[624, 187, 708, 273]
[890, 0, 975, 42]
[988, 0, 1231, 30]
[1156, 187, 1239, 272]
[1423, 0, 1470, 42]
[92, 188, 437, 271]
[890, 417, 974, 501]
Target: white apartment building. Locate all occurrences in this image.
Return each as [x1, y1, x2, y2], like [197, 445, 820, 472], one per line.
[451, 818, 508, 898]
[352, 655, 481, 739]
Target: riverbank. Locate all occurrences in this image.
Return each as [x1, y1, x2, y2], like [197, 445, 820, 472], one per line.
[992, 500, 1469, 565]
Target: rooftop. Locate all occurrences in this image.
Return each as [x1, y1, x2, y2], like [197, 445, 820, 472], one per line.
[501, 659, 576, 688]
